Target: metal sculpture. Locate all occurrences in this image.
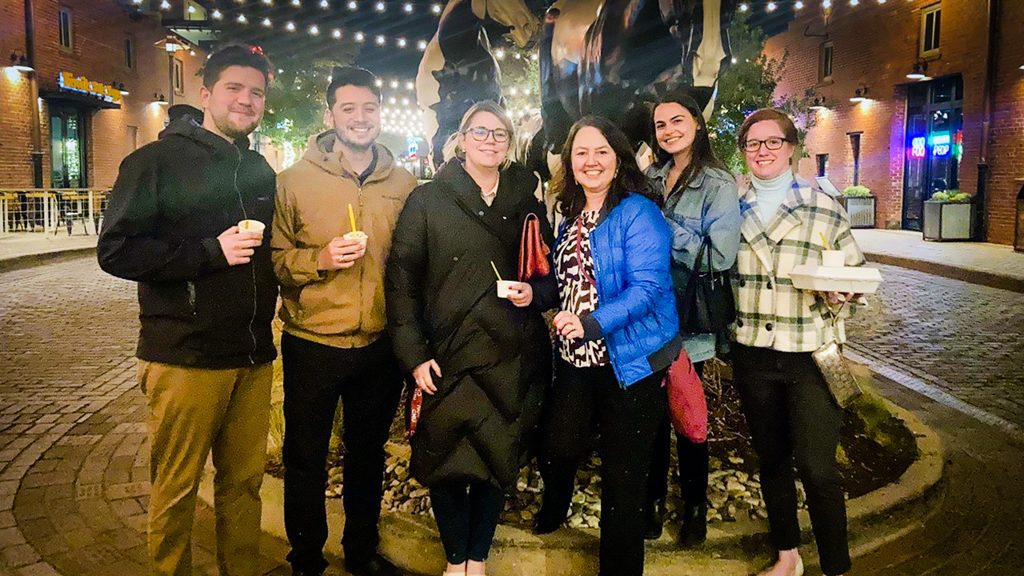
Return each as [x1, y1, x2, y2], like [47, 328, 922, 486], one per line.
[416, 0, 540, 168]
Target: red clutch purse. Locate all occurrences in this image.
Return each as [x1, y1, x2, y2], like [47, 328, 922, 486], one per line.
[665, 348, 708, 443]
[518, 213, 551, 282]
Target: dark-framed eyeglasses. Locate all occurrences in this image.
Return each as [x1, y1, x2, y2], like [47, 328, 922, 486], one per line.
[464, 126, 510, 143]
[742, 137, 790, 152]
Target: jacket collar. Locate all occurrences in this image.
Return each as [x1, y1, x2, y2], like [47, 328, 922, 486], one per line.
[739, 178, 812, 271]
[302, 130, 395, 183]
[160, 116, 251, 158]
[649, 161, 708, 195]
[436, 160, 523, 245]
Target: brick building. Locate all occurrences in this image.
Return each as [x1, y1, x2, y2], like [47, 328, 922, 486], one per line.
[0, 0, 208, 191]
[764, 0, 1024, 245]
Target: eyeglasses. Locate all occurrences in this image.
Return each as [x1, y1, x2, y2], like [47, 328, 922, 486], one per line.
[742, 137, 790, 152]
[463, 126, 510, 143]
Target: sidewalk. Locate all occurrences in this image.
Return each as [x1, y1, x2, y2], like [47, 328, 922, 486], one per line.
[0, 233, 97, 271]
[853, 229, 1024, 292]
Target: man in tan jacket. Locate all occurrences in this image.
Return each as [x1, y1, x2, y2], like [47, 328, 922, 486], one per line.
[271, 67, 416, 576]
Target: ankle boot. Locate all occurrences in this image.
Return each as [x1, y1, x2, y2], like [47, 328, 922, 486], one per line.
[677, 501, 707, 547]
[643, 498, 666, 540]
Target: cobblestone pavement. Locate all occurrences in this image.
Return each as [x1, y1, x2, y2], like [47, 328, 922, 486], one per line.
[0, 258, 302, 576]
[845, 264, 1024, 429]
[2, 256, 1023, 575]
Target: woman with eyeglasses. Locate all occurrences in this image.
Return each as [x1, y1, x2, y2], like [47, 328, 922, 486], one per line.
[386, 101, 557, 576]
[732, 108, 866, 576]
[643, 91, 741, 546]
[533, 116, 680, 576]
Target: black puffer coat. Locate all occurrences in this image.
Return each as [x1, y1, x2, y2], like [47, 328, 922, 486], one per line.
[386, 160, 556, 489]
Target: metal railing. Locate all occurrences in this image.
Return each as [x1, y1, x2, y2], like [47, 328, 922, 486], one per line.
[0, 188, 112, 236]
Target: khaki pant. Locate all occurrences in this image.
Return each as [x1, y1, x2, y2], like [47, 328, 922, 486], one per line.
[138, 360, 273, 576]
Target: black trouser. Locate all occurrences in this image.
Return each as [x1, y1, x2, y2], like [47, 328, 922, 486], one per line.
[539, 360, 667, 576]
[648, 362, 709, 508]
[731, 344, 851, 576]
[281, 333, 404, 574]
[429, 481, 505, 564]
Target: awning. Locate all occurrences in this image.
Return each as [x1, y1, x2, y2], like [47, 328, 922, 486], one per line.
[40, 89, 122, 110]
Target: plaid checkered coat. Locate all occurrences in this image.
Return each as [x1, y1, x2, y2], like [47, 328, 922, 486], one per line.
[732, 179, 866, 352]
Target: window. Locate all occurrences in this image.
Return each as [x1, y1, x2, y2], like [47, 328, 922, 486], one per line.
[124, 37, 135, 70]
[127, 126, 139, 151]
[921, 4, 941, 57]
[58, 7, 73, 51]
[173, 58, 185, 95]
[818, 42, 834, 83]
[816, 154, 829, 178]
[849, 133, 862, 186]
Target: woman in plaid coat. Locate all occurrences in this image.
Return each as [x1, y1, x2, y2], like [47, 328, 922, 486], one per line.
[731, 108, 866, 576]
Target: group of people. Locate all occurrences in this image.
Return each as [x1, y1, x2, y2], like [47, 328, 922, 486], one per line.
[97, 43, 866, 576]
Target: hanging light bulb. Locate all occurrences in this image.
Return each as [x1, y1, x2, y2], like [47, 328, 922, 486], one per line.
[286, 21, 296, 31]
[355, 32, 365, 42]
[237, 14, 247, 23]
[332, 29, 342, 39]
[417, 39, 428, 51]
[348, 0, 357, 9]
[376, 35, 386, 45]
[397, 38, 407, 48]
[262, 17, 273, 27]
[309, 25, 320, 35]
[211, 9, 223, 19]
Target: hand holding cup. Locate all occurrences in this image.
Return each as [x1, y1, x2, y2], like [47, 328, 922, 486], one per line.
[219, 221, 265, 266]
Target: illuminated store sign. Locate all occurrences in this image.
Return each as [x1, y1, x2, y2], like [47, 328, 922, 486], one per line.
[57, 71, 123, 105]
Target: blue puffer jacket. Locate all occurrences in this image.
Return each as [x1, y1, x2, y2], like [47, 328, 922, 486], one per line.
[555, 193, 682, 387]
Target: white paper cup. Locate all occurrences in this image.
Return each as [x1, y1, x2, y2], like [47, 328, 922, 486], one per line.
[496, 280, 516, 298]
[237, 219, 265, 235]
[821, 249, 845, 268]
[343, 230, 368, 249]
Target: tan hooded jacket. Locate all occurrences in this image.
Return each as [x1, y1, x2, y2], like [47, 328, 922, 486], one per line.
[272, 131, 416, 348]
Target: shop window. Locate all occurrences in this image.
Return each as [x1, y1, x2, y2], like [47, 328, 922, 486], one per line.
[849, 133, 862, 186]
[58, 7, 73, 51]
[816, 154, 829, 177]
[920, 4, 941, 58]
[818, 42, 833, 83]
[173, 58, 185, 95]
[124, 37, 135, 70]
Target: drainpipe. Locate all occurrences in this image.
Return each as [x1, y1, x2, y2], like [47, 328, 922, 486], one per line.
[977, 0, 999, 241]
[25, 0, 44, 187]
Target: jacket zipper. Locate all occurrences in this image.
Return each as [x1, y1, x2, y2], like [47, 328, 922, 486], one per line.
[232, 146, 259, 365]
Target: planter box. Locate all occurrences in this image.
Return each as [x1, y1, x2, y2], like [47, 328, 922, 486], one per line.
[840, 195, 876, 228]
[923, 201, 976, 241]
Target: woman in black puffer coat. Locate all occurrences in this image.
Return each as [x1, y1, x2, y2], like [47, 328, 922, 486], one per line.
[385, 101, 556, 576]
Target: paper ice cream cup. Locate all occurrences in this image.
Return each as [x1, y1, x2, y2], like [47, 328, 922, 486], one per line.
[237, 219, 266, 235]
[821, 249, 845, 268]
[496, 280, 516, 298]
[343, 230, 368, 249]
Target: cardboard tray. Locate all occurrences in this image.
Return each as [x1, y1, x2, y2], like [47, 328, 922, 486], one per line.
[789, 264, 883, 294]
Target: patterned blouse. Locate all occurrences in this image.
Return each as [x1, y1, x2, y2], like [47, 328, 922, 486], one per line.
[555, 211, 611, 367]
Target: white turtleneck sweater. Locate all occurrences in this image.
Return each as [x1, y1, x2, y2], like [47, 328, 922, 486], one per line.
[751, 169, 795, 225]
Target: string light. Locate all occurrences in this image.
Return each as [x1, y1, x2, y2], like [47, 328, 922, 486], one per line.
[309, 24, 319, 35]
[332, 28, 342, 39]
[348, 0, 357, 9]
[375, 34, 386, 46]
[211, 9, 223, 18]
[355, 32, 365, 42]
[403, 3, 413, 13]
[286, 21, 296, 31]
[291, 0, 302, 6]
[262, 17, 273, 27]
[321, 0, 330, 7]
[160, 0, 171, 10]
[738, 2, 748, 12]
[237, 14, 247, 24]
[767, 1, 776, 11]
[397, 37, 407, 48]
[375, 1, 385, 12]
[794, 1, 804, 9]
[432, 4, 442, 14]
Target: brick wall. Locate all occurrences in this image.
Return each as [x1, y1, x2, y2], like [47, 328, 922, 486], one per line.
[765, 0, 1021, 244]
[1, 0, 205, 190]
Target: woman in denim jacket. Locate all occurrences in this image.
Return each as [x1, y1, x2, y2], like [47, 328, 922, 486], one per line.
[643, 92, 741, 546]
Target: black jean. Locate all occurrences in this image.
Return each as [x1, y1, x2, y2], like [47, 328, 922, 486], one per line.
[731, 344, 851, 576]
[538, 360, 667, 576]
[649, 362, 709, 507]
[281, 333, 404, 574]
[429, 481, 505, 564]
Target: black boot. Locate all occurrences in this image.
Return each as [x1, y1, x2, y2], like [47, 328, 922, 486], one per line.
[677, 500, 707, 548]
[644, 497, 666, 539]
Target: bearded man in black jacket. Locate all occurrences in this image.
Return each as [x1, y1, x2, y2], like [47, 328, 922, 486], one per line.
[98, 45, 278, 576]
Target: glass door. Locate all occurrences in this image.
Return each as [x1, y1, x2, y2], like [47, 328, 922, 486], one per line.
[49, 105, 87, 188]
[902, 76, 962, 231]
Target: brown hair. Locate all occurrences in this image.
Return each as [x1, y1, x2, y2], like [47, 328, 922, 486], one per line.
[737, 108, 798, 150]
[552, 116, 652, 222]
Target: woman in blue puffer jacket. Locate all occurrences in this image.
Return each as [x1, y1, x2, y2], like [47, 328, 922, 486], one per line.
[533, 116, 681, 576]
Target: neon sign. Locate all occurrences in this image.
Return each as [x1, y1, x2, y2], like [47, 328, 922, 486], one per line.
[930, 132, 951, 157]
[911, 137, 926, 159]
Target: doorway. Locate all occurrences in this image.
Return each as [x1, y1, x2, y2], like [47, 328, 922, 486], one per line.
[49, 105, 88, 188]
[902, 76, 963, 231]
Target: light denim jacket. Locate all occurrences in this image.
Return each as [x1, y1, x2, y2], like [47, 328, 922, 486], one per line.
[646, 163, 742, 362]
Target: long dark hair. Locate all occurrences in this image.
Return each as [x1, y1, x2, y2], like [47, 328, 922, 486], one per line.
[553, 116, 652, 222]
[651, 91, 727, 190]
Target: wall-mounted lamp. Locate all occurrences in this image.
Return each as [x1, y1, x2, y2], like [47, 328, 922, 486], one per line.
[163, 36, 183, 53]
[1019, 64, 1024, 71]
[115, 82, 129, 96]
[809, 96, 828, 111]
[8, 51, 33, 72]
[849, 85, 869, 103]
[152, 93, 168, 105]
[906, 61, 930, 81]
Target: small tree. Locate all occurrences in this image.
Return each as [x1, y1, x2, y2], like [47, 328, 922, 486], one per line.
[710, 15, 817, 174]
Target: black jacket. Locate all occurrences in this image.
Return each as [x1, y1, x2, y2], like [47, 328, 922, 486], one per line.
[386, 160, 557, 489]
[98, 117, 278, 369]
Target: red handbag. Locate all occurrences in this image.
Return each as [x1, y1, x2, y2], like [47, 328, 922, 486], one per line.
[518, 213, 551, 282]
[406, 386, 423, 439]
[665, 348, 708, 443]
